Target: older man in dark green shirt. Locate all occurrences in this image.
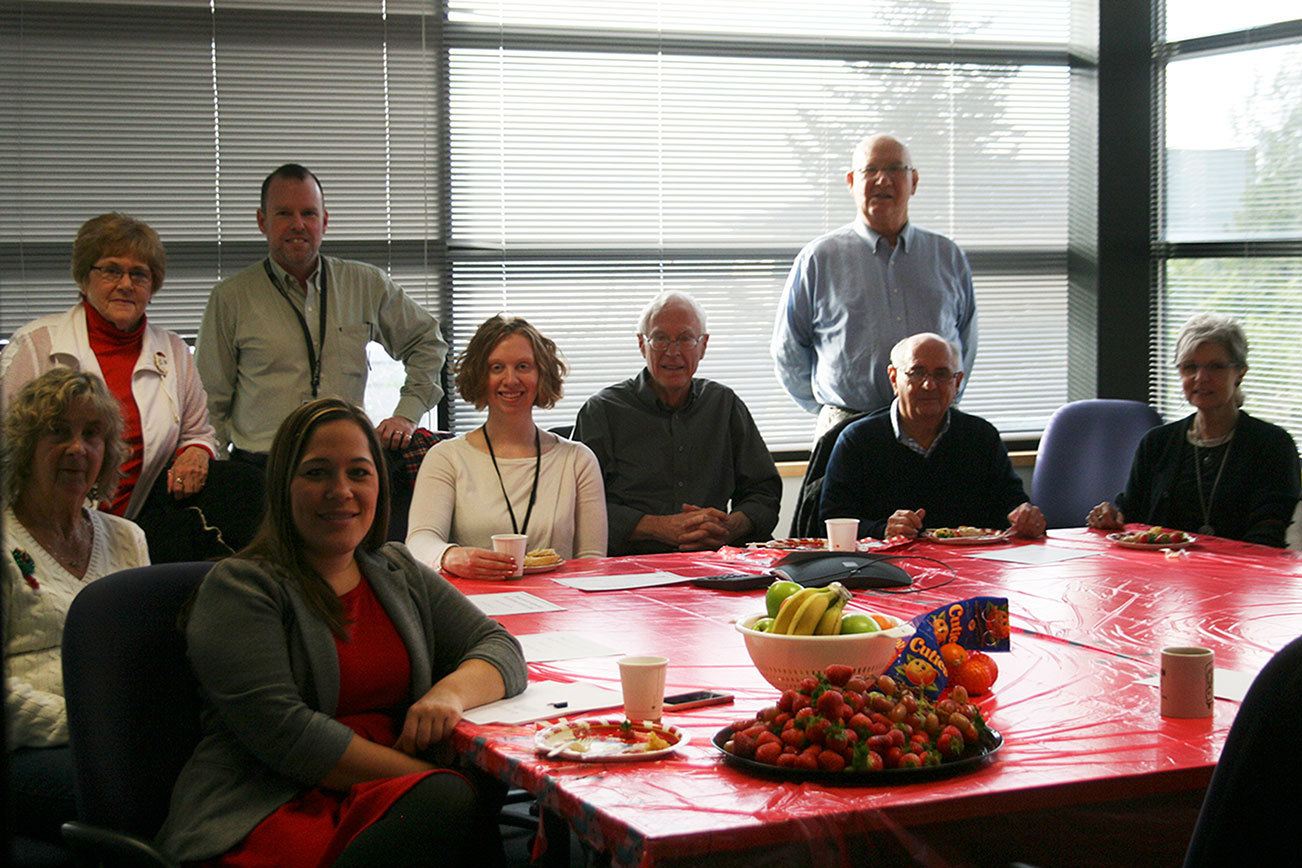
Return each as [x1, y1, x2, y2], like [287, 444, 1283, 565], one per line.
[574, 291, 781, 555]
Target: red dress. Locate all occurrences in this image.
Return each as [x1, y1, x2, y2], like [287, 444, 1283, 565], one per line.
[218, 578, 453, 867]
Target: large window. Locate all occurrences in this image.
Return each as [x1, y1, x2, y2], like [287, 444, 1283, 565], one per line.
[1154, 3, 1302, 441]
[2, 1, 1092, 448]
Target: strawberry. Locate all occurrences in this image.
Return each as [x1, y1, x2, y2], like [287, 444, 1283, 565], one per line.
[823, 725, 849, 754]
[754, 741, 782, 765]
[816, 690, 845, 719]
[936, 725, 964, 758]
[818, 749, 847, 772]
[781, 727, 807, 749]
[824, 664, 854, 687]
[793, 751, 818, 770]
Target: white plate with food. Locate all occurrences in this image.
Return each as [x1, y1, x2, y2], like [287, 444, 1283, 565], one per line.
[1107, 529, 1196, 550]
[924, 527, 1011, 545]
[748, 537, 829, 551]
[534, 718, 688, 762]
[522, 548, 566, 573]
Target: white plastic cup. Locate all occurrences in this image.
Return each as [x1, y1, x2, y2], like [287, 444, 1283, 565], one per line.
[490, 533, 528, 578]
[825, 518, 859, 552]
[1160, 646, 1214, 718]
[618, 655, 668, 723]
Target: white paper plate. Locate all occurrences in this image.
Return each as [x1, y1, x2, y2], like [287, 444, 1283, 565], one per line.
[534, 718, 688, 762]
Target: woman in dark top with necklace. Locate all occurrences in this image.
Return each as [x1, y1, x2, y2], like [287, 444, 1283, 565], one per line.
[1088, 313, 1299, 547]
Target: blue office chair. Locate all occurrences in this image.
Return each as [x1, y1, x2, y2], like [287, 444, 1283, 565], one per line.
[1183, 635, 1302, 865]
[1031, 399, 1161, 529]
[60, 562, 213, 867]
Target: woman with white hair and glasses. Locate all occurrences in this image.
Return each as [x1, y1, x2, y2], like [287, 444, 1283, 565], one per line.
[1088, 313, 1300, 547]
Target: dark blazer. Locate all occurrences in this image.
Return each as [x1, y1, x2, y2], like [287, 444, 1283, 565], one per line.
[1116, 411, 1299, 547]
[155, 543, 526, 861]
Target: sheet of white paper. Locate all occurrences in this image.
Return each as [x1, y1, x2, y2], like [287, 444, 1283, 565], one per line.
[517, 630, 623, 663]
[463, 680, 625, 725]
[466, 591, 564, 616]
[1137, 667, 1260, 703]
[553, 571, 693, 592]
[963, 547, 1100, 566]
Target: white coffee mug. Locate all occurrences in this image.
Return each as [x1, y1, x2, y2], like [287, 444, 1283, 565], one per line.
[1160, 646, 1214, 718]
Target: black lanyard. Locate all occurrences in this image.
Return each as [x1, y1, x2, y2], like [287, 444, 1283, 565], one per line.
[482, 425, 541, 537]
[263, 258, 328, 398]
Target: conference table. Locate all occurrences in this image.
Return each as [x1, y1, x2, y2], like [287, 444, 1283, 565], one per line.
[447, 529, 1302, 866]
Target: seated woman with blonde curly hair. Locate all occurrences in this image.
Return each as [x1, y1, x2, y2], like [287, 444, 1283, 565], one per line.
[3, 368, 150, 845]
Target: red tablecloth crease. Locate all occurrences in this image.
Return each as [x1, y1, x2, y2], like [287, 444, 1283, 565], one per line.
[445, 528, 1302, 866]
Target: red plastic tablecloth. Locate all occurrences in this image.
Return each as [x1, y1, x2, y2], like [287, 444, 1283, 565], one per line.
[448, 530, 1302, 866]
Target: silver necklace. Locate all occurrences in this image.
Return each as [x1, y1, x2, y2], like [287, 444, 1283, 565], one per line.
[1192, 435, 1232, 536]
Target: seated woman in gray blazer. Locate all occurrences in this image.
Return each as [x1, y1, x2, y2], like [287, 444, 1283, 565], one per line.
[156, 399, 526, 865]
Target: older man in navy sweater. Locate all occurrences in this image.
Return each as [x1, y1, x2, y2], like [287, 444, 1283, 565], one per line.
[819, 332, 1046, 540]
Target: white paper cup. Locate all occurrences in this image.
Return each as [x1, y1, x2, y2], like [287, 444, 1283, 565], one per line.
[490, 533, 528, 578]
[825, 518, 859, 552]
[618, 655, 668, 722]
[1160, 646, 1214, 718]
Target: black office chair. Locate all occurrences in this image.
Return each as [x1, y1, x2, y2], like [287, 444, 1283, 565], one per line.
[60, 562, 212, 866]
[1183, 634, 1302, 866]
[789, 412, 866, 537]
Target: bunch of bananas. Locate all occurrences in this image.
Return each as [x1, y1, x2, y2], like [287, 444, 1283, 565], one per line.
[769, 582, 853, 636]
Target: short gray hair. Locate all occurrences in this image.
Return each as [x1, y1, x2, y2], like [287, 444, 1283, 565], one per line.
[1174, 313, 1248, 369]
[889, 332, 961, 372]
[637, 291, 708, 336]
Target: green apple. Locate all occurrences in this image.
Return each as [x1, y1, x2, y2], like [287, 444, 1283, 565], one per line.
[765, 580, 803, 619]
[753, 617, 776, 633]
[840, 613, 880, 634]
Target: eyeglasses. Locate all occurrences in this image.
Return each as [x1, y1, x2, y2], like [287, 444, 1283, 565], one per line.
[643, 333, 706, 352]
[902, 367, 960, 385]
[89, 264, 153, 289]
[856, 163, 912, 178]
[1177, 361, 1237, 377]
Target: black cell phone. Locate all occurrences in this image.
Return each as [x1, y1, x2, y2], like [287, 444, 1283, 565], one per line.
[662, 690, 734, 711]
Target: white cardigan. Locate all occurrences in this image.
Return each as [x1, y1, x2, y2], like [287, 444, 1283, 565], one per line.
[406, 435, 607, 568]
[3, 506, 150, 748]
[0, 303, 219, 519]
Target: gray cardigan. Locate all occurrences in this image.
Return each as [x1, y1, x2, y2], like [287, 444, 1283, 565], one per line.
[155, 543, 526, 861]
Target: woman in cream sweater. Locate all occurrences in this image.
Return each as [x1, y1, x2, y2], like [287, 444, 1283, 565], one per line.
[407, 316, 606, 578]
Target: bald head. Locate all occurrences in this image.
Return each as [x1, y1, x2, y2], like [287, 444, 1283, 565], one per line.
[851, 134, 913, 170]
[890, 333, 960, 372]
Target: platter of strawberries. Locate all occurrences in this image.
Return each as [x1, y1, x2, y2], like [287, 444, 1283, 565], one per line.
[714, 664, 1001, 782]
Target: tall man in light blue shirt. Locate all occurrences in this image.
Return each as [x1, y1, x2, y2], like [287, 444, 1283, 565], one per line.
[771, 134, 977, 442]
